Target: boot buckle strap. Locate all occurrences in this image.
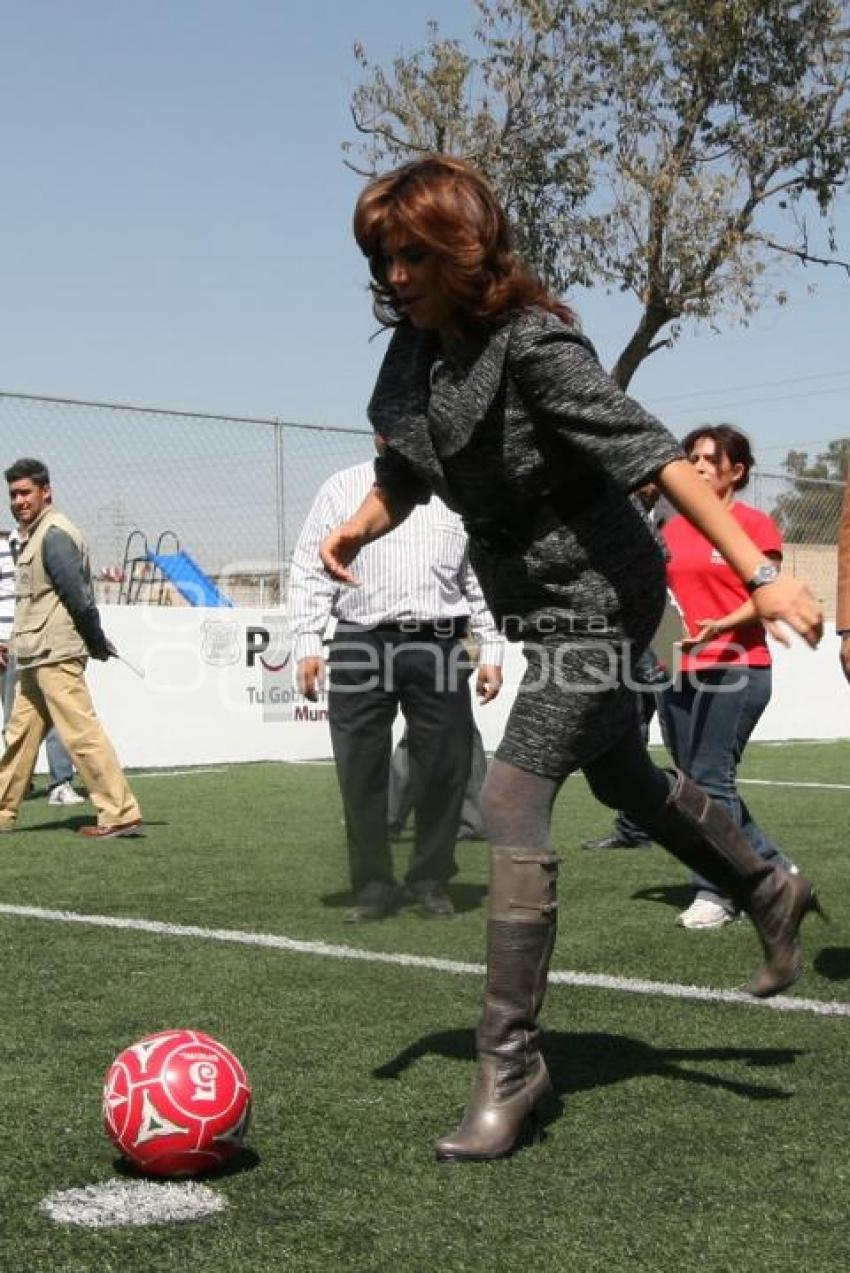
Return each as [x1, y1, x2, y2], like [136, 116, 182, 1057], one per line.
[509, 898, 559, 915]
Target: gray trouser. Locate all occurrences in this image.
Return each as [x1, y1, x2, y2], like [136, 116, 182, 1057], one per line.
[388, 721, 487, 839]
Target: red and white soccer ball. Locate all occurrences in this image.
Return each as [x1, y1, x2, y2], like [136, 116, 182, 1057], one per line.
[102, 1029, 252, 1177]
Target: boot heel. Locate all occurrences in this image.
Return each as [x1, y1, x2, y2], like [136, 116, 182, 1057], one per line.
[520, 1108, 543, 1148]
[747, 871, 823, 999]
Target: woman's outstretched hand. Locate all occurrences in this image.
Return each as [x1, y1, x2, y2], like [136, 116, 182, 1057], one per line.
[319, 485, 408, 584]
[679, 615, 791, 652]
[320, 524, 366, 585]
[750, 577, 823, 648]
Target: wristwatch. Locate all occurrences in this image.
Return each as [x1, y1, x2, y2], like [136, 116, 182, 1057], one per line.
[745, 562, 781, 593]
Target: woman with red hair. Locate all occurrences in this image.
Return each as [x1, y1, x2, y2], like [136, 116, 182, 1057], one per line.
[321, 156, 824, 1162]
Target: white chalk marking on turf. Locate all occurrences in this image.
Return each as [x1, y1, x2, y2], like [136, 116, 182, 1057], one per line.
[2, 903, 849, 1020]
[40, 1179, 226, 1229]
[738, 778, 850, 791]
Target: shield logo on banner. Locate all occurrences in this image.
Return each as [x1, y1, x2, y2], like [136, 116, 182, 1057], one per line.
[200, 620, 241, 667]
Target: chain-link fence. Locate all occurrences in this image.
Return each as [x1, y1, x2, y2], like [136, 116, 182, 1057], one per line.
[749, 472, 844, 616]
[0, 390, 844, 614]
[0, 390, 373, 607]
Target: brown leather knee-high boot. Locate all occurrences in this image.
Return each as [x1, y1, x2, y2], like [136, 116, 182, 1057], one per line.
[647, 771, 824, 997]
[435, 847, 558, 1163]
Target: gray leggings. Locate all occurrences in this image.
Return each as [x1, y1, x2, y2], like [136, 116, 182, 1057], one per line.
[483, 722, 670, 848]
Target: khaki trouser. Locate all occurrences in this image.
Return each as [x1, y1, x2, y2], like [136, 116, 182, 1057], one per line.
[0, 658, 140, 828]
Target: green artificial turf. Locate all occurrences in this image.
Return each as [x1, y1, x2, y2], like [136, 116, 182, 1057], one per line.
[1, 744, 848, 1272]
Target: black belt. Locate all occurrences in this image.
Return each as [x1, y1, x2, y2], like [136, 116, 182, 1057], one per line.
[336, 619, 469, 641]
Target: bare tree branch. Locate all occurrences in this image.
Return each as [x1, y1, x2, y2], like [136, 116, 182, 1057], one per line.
[755, 236, 850, 273]
[349, 105, 435, 156]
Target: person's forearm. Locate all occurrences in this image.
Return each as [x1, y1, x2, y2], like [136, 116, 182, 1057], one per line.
[459, 553, 505, 663]
[657, 459, 767, 582]
[346, 485, 411, 542]
[320, 485, 414, 583]
[712, 599, 759, 633]
[286, 556, 336, 660]
[42, 531, 109, 655]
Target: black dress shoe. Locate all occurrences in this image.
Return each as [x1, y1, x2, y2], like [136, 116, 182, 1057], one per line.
[581, 834, 651, 851]
[344, 883, 399, 924]
[404, 881, 455, 918]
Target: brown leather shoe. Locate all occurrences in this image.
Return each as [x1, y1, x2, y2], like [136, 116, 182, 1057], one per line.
[78, 819, 143, 839]
[344, 883, 398, 924]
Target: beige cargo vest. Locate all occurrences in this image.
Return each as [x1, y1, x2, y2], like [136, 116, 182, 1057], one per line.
[12, 508, 91, 667]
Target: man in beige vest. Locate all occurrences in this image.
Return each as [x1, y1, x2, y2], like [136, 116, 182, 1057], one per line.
[838, 477, 850, 684]
[0, 457, 142, 837]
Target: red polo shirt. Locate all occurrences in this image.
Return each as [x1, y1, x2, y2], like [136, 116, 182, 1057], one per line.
[663, 501, 782, 671]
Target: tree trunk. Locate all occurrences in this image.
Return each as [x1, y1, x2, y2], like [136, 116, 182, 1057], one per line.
[610, 304, 673, 391]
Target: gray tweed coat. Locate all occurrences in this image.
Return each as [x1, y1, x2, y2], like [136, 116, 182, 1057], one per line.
[369, 307, 682, 651]
[368, 307, 687, 775]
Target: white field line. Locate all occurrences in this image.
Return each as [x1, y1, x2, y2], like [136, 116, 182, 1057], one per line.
[1, 903, 848, 1019]
[131, 767, 229, 779]
[126, 764, 850, 789]
[277, 769, 850, 789]
[738, 778, 850, 791]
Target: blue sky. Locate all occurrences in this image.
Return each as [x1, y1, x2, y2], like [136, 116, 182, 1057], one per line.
[1, 0, 848, 473]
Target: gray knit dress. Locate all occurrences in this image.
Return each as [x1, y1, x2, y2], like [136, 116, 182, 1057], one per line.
[369, 308, 684, 779]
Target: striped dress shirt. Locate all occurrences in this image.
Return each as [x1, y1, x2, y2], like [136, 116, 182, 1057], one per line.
[287, 462, 505, 666]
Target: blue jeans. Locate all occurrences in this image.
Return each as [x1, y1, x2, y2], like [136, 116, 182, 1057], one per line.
[1, 652, 74, 788]
[658, 665, 790, 905]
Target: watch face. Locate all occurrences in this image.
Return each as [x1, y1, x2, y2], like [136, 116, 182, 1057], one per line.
[750, 563, 780, 590]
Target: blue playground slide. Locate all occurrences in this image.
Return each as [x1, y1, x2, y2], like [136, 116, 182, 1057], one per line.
[146, 551, 234, 608]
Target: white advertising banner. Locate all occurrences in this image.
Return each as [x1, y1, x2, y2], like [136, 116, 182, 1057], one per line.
[61, 607, 849, 770]
[84, 606, 332, 767]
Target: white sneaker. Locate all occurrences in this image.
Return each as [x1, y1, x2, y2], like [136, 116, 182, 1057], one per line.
[677, 897, 736, 930]
[48, 782, 85, 807]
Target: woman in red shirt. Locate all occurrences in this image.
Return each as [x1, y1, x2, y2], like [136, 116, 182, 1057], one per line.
[662, 425, 794, 930]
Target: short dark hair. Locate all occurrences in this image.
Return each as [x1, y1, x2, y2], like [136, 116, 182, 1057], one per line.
[681, 424, 755, 491]
[4, 458, 50, 487]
